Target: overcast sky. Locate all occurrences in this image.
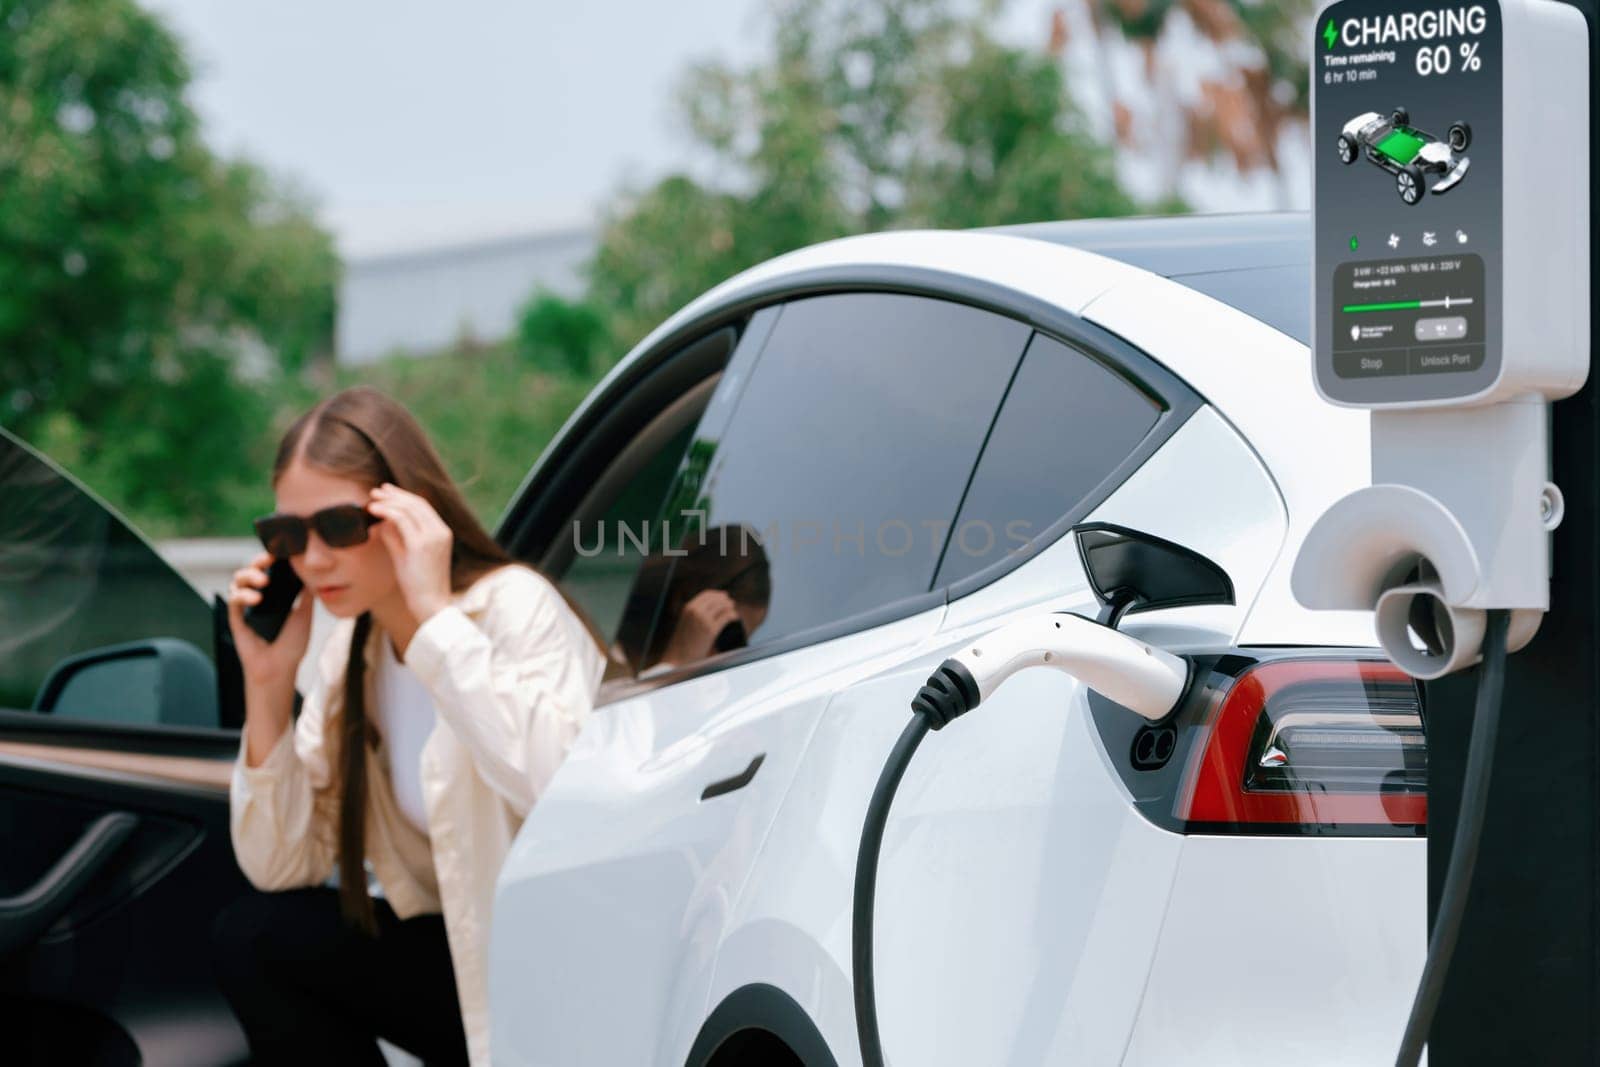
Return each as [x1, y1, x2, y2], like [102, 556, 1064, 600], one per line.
[144, 1, 1053, 260]
[144, 0, 776, 258]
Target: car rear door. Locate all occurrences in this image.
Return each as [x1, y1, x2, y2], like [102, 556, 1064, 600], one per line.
[0, 426, 251, 1066]
[720, 319, 1250, 1065]
[489, 291, 1036, 1066]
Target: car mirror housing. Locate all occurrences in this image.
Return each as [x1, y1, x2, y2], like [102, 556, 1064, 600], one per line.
[1072, 522, 1236, 629]
[32, 638, 219, 729]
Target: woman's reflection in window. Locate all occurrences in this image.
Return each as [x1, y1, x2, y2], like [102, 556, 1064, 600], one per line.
[614, 524, 770, 678]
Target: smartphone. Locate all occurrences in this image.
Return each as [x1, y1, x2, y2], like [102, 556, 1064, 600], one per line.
[243, 557, 304, 643]
[713, 618, 747, 653]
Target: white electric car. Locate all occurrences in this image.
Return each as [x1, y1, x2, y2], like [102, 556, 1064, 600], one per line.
[487, 213, 1426, 1066]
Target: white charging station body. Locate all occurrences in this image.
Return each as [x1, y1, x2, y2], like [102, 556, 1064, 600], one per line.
[1293, 0, 1589, 678]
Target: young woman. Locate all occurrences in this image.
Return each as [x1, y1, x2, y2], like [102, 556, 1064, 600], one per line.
[212, 385, 606, 1067]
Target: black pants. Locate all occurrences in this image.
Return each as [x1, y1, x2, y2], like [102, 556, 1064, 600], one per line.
[212, 887, 469, 1067]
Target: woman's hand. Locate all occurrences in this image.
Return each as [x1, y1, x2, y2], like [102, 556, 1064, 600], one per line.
[658, 589, 742, 667]
[226, 550, 315, 688]
[368, 482, 454, 624]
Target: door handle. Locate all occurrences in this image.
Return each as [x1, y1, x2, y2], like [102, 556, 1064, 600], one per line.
[701, 754, 766, 801]
[0, 811, 138, 955]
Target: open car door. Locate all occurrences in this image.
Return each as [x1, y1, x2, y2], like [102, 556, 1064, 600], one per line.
[0, 426, 252, 1065]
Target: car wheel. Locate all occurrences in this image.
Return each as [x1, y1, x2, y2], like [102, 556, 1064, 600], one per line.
[1391, 107, 1410, 126]
[1337, 134, 1357, 164]
[1397, 165, 1425, 205]
[1449, 122, 1472, 152]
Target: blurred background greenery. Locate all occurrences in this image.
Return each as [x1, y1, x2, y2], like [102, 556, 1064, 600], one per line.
[0, 0, 1311, 538]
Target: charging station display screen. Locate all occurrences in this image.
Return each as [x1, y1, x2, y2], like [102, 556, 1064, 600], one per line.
[1313, 1, 1502, 404]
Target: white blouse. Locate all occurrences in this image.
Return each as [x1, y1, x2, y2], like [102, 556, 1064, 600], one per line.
[375, 631, 438, 833]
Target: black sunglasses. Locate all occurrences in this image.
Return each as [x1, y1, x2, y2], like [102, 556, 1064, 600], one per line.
[253, 504, 382, 558]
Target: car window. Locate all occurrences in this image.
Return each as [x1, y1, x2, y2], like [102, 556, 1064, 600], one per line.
[0, 429, 215, 723]
[626, 292, 1031, 672]
[538, 316, 776, 689]
[934, 333, 1162, 588]
[560, 416, 699, 669]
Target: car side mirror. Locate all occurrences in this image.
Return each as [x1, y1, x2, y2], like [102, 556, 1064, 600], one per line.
[1072, 522, 1235, 630]
[32, 637, 219, 729]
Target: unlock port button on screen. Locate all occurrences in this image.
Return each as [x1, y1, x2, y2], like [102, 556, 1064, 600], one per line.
[1415, 316, 1469, 342]
[1411, 346, 1485, 374]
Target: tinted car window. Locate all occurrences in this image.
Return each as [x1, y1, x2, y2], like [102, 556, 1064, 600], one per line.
[631, 292, 1031, 666]
[591, 313, 778, 681]
[0, 430, 214, 721]
[560, 417, 698, 655]
[935, 333, 1161, 587]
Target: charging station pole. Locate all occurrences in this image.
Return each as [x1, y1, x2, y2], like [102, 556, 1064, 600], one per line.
[1425, 2, 1598, 1060]
[1296, 0, 1593, 1059]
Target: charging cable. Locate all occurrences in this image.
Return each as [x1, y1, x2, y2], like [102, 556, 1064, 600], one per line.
[853, 712, 931, 1067]
[851, 612, 1187, 1067]
[1395, 609, 1510, 1067]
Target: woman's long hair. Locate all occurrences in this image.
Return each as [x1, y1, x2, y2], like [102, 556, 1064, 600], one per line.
[270, 385, 585, 933]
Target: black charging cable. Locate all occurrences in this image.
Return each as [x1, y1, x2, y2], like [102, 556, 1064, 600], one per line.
[852, 714, 929, 1067]
[1395, 608, 1510, 1067]
[852, 661, 976, 1067]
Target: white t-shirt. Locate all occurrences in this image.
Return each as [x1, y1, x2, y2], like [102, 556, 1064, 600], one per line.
[375, 632, 438, 833]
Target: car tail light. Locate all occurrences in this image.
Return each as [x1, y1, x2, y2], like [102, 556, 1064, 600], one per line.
[1174, 659, 1426, 831]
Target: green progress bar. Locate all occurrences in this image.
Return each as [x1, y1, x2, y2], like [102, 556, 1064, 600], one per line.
[1343, 300, 1422, 312]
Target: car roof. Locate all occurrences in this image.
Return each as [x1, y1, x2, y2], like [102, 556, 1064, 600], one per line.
[989, 212, 1310, 343]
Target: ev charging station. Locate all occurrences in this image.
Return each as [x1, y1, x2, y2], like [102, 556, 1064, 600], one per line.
[1292, 0, 1593, 1061]
[1294, 0, 1589, 678]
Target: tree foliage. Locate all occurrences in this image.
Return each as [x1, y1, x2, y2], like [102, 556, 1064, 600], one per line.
[586, 0, 1139, 351]
[516, 288, 608, 377]
[1079, 0, 1315, 204]
[0, 0, 337, 536]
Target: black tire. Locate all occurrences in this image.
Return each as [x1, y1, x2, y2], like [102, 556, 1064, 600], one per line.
[1391, 107, 1410, 127]
[1448, 122, 1472, 152]
[1398, 164, 1425, 205]
[1337, 134, 1358, 164]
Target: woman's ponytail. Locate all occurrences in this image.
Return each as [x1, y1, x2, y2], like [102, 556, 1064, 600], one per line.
[337, 610, 378, 934]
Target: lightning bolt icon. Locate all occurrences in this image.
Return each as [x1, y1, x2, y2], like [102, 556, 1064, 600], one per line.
[1323, 20, 1337, 49]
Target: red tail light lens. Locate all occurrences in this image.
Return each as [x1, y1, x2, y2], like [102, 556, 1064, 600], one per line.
[1175, 660, 1425, 830]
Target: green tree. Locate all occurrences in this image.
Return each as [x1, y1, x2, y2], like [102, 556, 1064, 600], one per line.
[585, 0, 1141, 353]
[515, 288, 609, 377]
[0, 0, 337, 536]
[586, 177, 748, 353]
[908, 26, 1134, 227]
